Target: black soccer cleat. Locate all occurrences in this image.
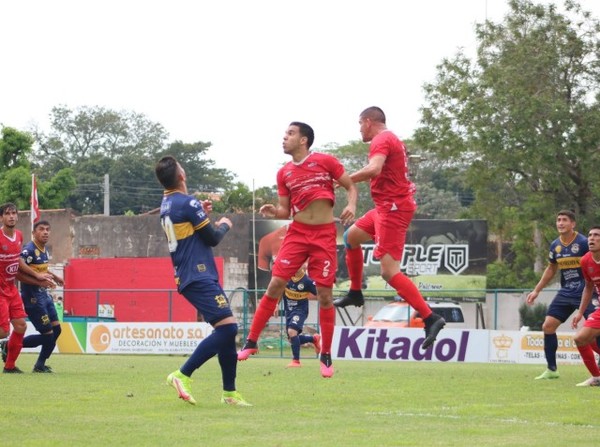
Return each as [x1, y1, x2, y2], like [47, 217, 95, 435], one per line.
[33, 365, 54, 373]
[3, 366, 24, 374]
[333, 290, 365, 308]
[422, 313, 446, 350]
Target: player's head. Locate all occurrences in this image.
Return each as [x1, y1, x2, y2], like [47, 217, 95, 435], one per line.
[556, 209, 576, 234]
[288, 122, 314, 149]
[33, 220, 51, 244]
[155, 156, 186, 189]
[0, 203, 18, 227]
[0, 202, 17, 215]
[587, 226, 600, 252]
[359, 106, 386, 142]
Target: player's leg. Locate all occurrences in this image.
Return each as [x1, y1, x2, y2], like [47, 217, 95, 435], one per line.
[237, 276, 287, 360]
[4, 317, 26, 373]
[287, 326, 302, 367]
[334, 210, 376, 308]
[4, 291, 28, 373]
[239, 226, 307, 360]
[307, 222, 338, 377]
[534, 298, 568, 379]
[0, 298, 11, 362]
[573, 316, 600, 386]
[378, 210, 445, 349]
[23, 294, 56, 373]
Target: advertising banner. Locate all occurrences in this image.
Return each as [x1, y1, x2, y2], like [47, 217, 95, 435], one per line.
[248, 219, 487, 301]
[332, 327, 490, 363]
[86, 322, 213, 354]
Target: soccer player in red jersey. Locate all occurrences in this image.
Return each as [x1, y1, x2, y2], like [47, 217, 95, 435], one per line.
[571, 226, 600, 386]
[238, 122, 357, 378]
[333, 107, 445, 349]
[0, 203, 54, 373]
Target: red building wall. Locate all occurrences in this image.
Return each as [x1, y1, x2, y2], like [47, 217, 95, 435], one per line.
[63, 257, 224, 322]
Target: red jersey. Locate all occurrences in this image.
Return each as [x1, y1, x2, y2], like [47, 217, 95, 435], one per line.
[368, 130, 416, 211]
[0, 229, 23, 293]
[581, 251, 600, 292]
[276, 152, 345, 216]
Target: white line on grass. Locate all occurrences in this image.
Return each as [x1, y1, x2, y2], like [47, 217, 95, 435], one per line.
[365, 411, 597, 429]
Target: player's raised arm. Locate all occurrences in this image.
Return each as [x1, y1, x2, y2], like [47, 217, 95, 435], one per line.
[335, 172, 357, 226]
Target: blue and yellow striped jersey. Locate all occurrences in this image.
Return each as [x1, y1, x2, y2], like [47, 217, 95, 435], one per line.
[20, 240, 49, 297]
[548, 231, 589, 298]
[160, 191, 221, 291]
[283, 272, 317, 302]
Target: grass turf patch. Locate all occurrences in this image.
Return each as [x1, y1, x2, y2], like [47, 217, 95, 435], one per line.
[2, 354, 599, 446]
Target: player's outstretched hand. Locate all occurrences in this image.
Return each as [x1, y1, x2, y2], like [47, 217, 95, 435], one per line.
[201, 200, 213, 214]
[339, 205, 355, 226]
[260, 204, 277, 218]
[572, 311, 583, 329]
[525, 291, 537, 305]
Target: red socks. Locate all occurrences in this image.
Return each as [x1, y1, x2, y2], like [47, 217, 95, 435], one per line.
[387, 272, 432, 319]
[345, 246, 364, 291]
[247, 295, 279, 342]
[577, 343, 600, 377]
[319, 306, 336, 354]
[5, 331, 24, 369]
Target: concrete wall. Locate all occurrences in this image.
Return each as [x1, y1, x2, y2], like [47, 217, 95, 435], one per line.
[17, 209, 251, 289]
[16, 209, 558, 330]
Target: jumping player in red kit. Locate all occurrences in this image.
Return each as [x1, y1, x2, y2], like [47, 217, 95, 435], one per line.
[237, 121, 357, 378]
[333, 107, 446, 350]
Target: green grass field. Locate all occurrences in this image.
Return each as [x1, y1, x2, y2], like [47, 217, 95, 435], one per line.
[2, 353, 599, 446]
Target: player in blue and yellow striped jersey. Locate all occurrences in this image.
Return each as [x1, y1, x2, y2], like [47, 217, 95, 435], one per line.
[155, 155, 251, 406]
[281, 267, 321, 368]
[527, 210, 600, 380]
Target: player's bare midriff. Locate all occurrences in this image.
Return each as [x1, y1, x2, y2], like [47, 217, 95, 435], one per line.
[293, 199, 334, 225]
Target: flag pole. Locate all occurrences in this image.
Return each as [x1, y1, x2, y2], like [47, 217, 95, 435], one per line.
[31, 173, 39, 232]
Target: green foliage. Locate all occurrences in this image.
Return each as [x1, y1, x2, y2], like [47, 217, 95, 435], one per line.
[486, 261, 520, 289]
[414, 0, 600, 283]
[0, 166, 31, 209]
[4, 354, 599, 446]
[519, 302, 548, 330]
[0, 126, 33, 170]
[28, 106, 236, 215]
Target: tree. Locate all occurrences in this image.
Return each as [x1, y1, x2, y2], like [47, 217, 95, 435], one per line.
[0, 126, 33, 170]
[30, 106, 237, 215]
[413, 0, 600, 283]
[322, 141, 374, 218]
[159, 140, 234, 192]
[33, 105, 168, 163]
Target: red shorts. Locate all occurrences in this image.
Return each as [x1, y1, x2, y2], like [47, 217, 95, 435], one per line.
[355, 208, 414, 261]
[584, 308, 600, 329]
[272, 221, 337, 288]
[0, 286, 27, 333]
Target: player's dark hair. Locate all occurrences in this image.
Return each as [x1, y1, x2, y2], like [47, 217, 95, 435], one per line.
[289, 121, 315, 149]
[155, 156, 179, 189]
[589, 225, 600, 232]
[0, 202, 17, 215]
[33, 220, 50, 231]
[360, 106, 386, 124]
[557, 209, 576, 222]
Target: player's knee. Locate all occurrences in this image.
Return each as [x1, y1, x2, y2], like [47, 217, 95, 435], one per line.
[52, 325, 62, 340]
[12, 319, 27, 333]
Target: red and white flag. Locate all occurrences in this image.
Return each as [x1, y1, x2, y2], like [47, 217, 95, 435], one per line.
[31, 173, 40, 231]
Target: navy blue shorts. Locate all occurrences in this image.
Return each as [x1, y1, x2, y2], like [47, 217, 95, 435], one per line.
[180, 280, 233, 326]
[284, 299, 309, 333]
[22, 291, 58, 333]
[547, 292, 595, 323]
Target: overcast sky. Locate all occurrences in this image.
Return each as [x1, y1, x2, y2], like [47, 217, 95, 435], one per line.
[2, 0, 600, 188]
